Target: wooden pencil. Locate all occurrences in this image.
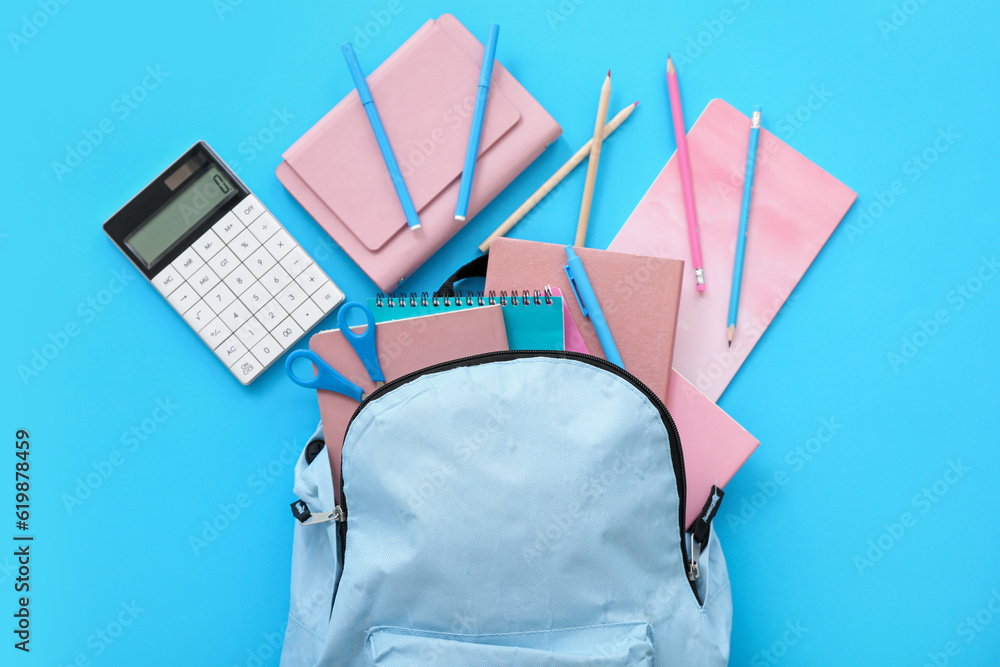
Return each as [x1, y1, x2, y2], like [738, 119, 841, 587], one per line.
[575, 71, 611, 247]
[478, 101, 637, 253]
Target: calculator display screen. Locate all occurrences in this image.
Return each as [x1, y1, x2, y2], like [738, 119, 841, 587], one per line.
[126, 166, 236, 266]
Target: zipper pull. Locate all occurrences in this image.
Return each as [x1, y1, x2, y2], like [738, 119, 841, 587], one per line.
[693, 485, 724, 548]
[687, 534, 701, 581]
[688, 485, 725, 581]
[290, 499, 345, 525]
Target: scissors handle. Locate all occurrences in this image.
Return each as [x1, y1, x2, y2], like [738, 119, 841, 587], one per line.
[337, 301, 385, 383]
[285, 349, 364, 402]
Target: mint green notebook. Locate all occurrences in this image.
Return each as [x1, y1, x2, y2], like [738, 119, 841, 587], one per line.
[367, 293, 564, 351]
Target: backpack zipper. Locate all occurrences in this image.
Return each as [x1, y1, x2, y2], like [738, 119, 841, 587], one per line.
[337, 350, 700, 605]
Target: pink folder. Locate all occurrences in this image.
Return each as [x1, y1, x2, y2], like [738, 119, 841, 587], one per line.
[484, 238, 684, 399]
[278, 14, 562, 292]
[311, 306, 509, 503]
[667, 369, 758, 529]
[610, 99, 857, 401]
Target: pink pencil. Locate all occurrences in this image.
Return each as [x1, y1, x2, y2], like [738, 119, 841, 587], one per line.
[666, 55, 706, 291]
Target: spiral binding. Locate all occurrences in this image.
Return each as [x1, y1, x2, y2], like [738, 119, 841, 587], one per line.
[374, 290, 554, 308]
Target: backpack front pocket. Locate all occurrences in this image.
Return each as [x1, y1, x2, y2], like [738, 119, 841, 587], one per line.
[367, 622, 654, 666]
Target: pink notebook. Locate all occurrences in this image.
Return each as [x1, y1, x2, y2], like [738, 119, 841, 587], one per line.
[278, 14, 561, 292]
[485, 237, 685, 400]
[312, 306, 509, 503]
[549, 286, 589, 355]
[610, 99, 857, 401]
[667, 369, 758, 529]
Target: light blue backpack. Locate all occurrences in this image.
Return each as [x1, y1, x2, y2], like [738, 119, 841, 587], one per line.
[281, 351, 733, 665]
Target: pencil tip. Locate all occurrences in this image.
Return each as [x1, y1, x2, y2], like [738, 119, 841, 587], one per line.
[634, 100, 640, 106]
[607, 69, 611, 78]
[726, 325, 735, 345]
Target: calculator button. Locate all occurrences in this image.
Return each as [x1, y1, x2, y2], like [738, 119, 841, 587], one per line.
[151, 265, 182, 297]
[246, 246, 278, 279]
[234, 195, 264, 225]
[248, 211, 279, 243]
[189, 265, 221, 297]
[211, 211, 243, 244]
[166, 282, 198, 314]
[276, 282, 308, 311]
[273, 316, 305, 349]
[233, 352, 261, 384]
[223, 264, 255, 296]
[172, 247, 204, 280]
[251, 334, 281, 368]
[194, 229, 224, 262]
[239, 282, 271, 312]
[220, 300, 252, 330]
[291, 297, 325, 331]
[264, 229, 294, 260]
[258, 299, 288, 331]
[294, 263, 327, 296]
[279, 246, 311, 278]
[182, 299, 213, 332]
[208, 247, 238, 279]
[198, 316, 231, 350]
[261, 265, 293, 296]
[215, 334, 248, 367]
[231, 229, 261, 262]
[235, 316, 266, 349]
[312, 281, 345, 312]
[206, 283, 237, 314]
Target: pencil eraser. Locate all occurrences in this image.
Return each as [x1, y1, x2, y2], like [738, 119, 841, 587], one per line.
[697, 283, 706, 292]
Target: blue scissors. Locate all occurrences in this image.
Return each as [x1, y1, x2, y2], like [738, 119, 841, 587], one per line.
[285, 301, 385, 401]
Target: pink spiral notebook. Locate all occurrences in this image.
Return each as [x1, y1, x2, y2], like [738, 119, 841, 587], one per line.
[610, 99, 857, 402]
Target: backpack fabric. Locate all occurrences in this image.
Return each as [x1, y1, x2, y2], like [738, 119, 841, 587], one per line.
[281, 352, 732, 665]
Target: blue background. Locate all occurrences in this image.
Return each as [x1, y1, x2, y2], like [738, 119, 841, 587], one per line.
[3, 0, 998, 665]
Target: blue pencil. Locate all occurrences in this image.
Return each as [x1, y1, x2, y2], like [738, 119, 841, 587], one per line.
[455, 24, 500, 222]
[727, 106, 761, 347]
[341, 42, 421, 230]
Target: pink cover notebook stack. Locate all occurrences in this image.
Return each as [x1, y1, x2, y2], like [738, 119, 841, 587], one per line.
[484, 238, 684, 399]
[277, 14, 561, 292]
[611, 99, 857, 401]
[312, 306, 509, 503]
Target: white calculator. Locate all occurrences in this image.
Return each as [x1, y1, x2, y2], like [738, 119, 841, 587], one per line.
[103, 141, 344, 384]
